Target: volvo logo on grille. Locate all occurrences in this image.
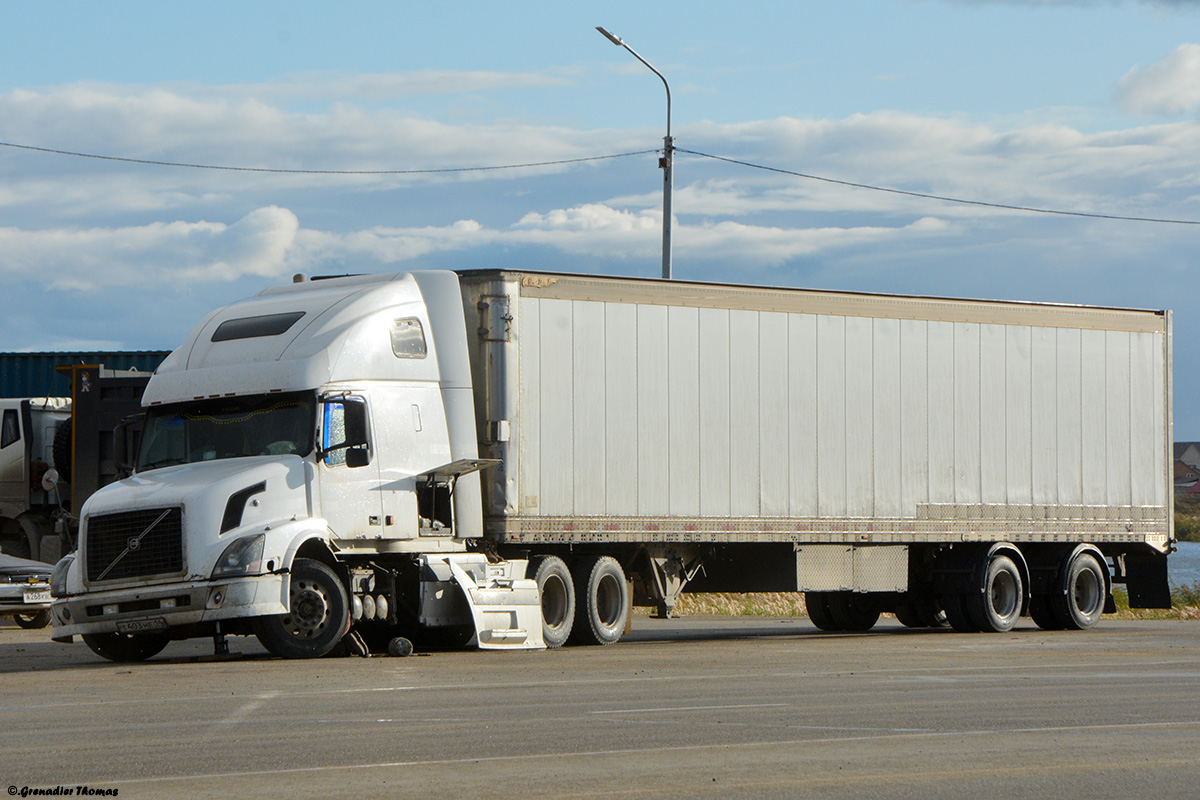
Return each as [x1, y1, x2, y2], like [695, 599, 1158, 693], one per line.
[128, 537, 141, 551]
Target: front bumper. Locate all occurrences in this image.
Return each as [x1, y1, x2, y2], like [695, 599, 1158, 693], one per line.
[50, 573, 287, 641]
[0, 585, 52, 615]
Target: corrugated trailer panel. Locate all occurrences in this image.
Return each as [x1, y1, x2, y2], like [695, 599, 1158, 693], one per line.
[605, 303, 638, 512]
[457, 271, 1170, 551]
[700, 308, 732, 516]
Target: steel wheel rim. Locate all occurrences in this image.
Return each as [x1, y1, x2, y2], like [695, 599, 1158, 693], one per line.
[542, 573, 569, 629]
[285, 579, 330, 638]
[1073, 566, 1103, 615]
[595, 573, 623, 629]
[991, 570, 1020, 619]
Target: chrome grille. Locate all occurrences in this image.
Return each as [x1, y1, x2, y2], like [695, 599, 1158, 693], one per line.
[85, 507, 184, 583]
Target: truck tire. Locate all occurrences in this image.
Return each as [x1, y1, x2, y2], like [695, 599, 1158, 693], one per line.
[805, 592, 840, 631]
[253, 558, 350, 659]
[1029, 595, 1064, 630]
[82, 632, 170, 662]
[52, 419, 73, 486]
[942, 594, 980, 632]
[1051, 551, 1106, 630]
[965, 554, 1023, 632]
[13, 609, 51, 629]
[893, 602, 924, 628]
[826, 592, 880, 631]
[914, 596, 949, 628]
[568, 555, 628, 646]
[530, 555, 575, 647]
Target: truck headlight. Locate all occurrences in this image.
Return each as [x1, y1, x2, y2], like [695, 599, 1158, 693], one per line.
[50, 555, 74, 598]
[212, 534, 265, 578]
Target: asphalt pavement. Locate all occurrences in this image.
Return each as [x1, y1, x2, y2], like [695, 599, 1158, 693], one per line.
[3, 615, 1199, 799]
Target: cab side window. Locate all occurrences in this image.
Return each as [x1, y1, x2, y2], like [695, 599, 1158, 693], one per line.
[323, 402, 349, 466]
[0, 410, 18, 449]
[322, 398, 370, 467]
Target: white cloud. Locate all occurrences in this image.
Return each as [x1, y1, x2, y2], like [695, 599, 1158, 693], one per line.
[0, 206, 300, 290]
[0, 84, 635, 177]
[3, 82, 1200, 296]
[226, 70, 572, 101]
[1115, 43, 1200, 115]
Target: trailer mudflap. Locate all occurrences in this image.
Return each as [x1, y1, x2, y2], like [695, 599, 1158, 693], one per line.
[1123, 551, 1172, 609]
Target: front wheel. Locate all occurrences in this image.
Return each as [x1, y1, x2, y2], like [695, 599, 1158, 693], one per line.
[82, 632, 170, 662]
[14, 609, 51, 629]
[253, 558, 350, 659]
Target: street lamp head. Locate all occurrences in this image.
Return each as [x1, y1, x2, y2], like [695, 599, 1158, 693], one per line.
[596, 26, 624, 47]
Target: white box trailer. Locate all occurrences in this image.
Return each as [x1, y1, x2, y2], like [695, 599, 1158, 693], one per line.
[50, 270, 1173, 661]
[458, 270, 1172, 627]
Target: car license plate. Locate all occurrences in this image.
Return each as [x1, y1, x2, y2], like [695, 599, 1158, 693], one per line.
[116, 617, 169, 634]
[22, 587, 51, 604]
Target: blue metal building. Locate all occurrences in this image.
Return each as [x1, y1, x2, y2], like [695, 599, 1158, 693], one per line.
[0, 352, 170, 398]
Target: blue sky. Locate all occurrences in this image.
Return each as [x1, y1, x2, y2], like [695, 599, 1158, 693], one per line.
[3, 0, 1200, 436]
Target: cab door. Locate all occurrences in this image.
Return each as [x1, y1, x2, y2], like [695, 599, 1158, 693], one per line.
[315, 396, 385, 544]
[0, 403, 28, 513]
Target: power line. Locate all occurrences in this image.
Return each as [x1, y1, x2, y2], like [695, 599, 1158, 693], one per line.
[0, 140, 658, 175]
[677, 147, 1200, 226]
[4, 137, 1195, 226]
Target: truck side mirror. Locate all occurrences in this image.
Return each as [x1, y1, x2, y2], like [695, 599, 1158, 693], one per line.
[346, 448, 370, 469]
[343, 400, 368, 448]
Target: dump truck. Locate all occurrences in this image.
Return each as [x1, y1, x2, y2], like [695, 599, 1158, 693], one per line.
[0, 397, 71, 561]
[0, 368, 151, 564]
[49, 270, 1173, 661]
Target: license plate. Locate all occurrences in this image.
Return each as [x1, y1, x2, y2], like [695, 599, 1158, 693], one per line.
[22, 587, 51, 604]
[116, 617, 169, 634]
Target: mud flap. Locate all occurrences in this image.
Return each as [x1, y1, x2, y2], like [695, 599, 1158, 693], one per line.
[1124, 551, 1172, 609]
[446, 560, 546, 650]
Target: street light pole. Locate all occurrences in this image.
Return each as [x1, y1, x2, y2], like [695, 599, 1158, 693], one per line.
[596, 26, 673, 280]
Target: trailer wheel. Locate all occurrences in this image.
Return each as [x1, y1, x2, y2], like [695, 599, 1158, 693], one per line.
[1029, 596, 1064, 630]
[805, 592, 840, 631]
[530, 555, 575, 647]
[827, 592, 880, 631]
[569, 555, 628, 646]
[81, 632, 169, 662]
[13, 609, 51, 629]
[914, 597, 949, 628]
[965, 554, 1023, 632]
[893, 602, 924, 628]
[253, 558, 350, 659]
[1052, 551, 1106, 630]
[942, 594, 979, 633]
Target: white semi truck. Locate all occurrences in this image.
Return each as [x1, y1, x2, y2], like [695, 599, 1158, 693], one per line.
[50, 270, 1174, 661]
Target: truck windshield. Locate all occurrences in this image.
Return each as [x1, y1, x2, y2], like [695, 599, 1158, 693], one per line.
[138, 392, 316, 471]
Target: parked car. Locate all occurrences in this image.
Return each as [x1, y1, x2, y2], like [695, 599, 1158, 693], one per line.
[0, 554, 53, 629]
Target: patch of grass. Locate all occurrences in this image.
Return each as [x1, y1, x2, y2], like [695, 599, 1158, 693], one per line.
[667, 584, 1200, 621]
[1174, 494, 1200, 542]
[1172, 581, 1200, 608]
[671, 592, 809, 617]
